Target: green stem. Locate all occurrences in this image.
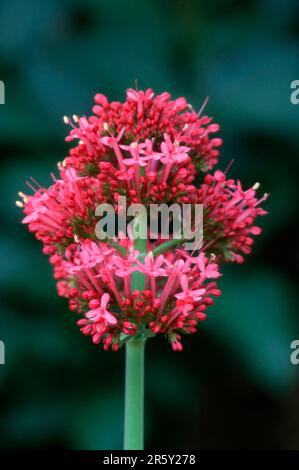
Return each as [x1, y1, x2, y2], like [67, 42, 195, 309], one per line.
[124, 210, 147, 449]
[124, 337, 146, 450]
[152, 237, 185, 256]
[131, 210, 147, 291]
[109, 240, 127, 255]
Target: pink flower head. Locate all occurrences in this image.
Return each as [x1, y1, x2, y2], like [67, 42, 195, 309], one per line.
[160, 133, 190, 165]
[86, 293, 117, 325]
[189, 253, 221, 281]
[175, 275, 206, 303]
[143, 139, 163, 162]
[138, 253, 167, 277]
[22, 192, 49, 224]
[121, 142, 150, 167]
[19, 87, 268, 351]
[126, 88, 155, 115]
[100, 127, 125, 148]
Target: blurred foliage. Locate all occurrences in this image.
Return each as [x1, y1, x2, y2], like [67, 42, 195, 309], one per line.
[0, 0, 299, 449]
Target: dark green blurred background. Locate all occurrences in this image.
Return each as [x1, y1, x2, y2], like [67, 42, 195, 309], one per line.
[1, 0, 299, 449]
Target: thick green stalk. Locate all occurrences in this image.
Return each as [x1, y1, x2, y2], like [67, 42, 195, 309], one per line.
[124, 337, 146, 450]
[152, 236, 185, 256]
[131, 214, 147, 291]
[124, 211, 147, 449]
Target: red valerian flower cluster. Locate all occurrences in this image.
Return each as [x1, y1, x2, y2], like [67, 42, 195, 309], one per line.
[18, 88, 268, 351]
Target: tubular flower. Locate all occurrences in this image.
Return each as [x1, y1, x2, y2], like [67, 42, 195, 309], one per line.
[18, 88, 268, 351]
